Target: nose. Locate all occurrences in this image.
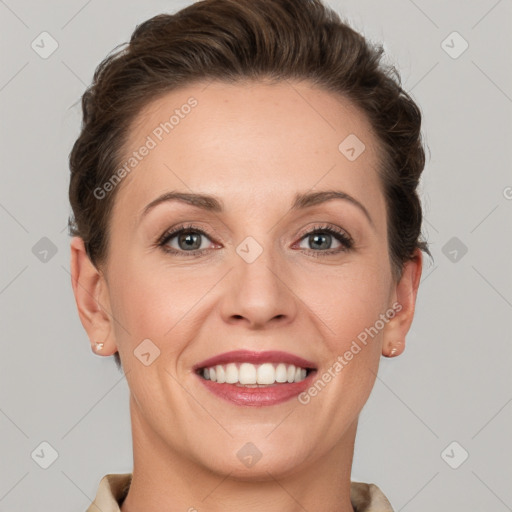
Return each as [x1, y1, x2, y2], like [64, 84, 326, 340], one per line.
[219, 244, 298, 329]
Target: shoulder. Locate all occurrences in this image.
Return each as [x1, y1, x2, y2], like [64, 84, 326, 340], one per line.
[350, 481, 394, 512]
[86, 473, 132, 512]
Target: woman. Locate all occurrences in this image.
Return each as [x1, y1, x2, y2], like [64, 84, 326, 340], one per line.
[68, 0, 430, 510]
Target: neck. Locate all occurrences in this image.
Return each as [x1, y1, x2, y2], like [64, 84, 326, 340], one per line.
[121, 395, 357, 512]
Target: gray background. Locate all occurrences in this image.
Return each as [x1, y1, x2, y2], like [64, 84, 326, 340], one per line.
[0, 0, 511, 510]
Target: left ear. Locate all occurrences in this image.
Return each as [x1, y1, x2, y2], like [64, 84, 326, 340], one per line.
[382, 248, 423, 357]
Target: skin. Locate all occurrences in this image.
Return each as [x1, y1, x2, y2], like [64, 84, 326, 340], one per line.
[70, 79, 422, 512]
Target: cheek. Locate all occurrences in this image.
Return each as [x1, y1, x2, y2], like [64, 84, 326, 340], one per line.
[299, 261, 390, 350]
[108, 259, 216, 355]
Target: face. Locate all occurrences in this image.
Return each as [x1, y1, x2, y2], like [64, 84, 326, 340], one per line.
[78, 79, 420, 479]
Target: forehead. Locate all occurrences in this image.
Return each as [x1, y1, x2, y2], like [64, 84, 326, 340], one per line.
[114, 79, 385, 225]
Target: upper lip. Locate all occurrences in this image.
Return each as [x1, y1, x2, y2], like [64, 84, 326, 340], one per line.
[193, 350, 317, 371]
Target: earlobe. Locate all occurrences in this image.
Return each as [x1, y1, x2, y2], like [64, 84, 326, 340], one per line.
[382, 248, 423, 358]
[70, 237, 117, 356]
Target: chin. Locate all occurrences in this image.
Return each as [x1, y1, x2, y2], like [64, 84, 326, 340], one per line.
[191, 434, 314, 481]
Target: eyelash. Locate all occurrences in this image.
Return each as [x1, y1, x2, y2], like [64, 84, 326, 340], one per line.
[156, 222, 354, 258]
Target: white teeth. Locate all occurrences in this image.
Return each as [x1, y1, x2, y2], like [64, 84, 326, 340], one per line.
[215, 364, 226, 383]
[201, 362, 310, 386]
[225, 363, 238, 384]
[275, 363, 288, 383]
[257, 363, 276, 385]
[239, 362, 257, 384]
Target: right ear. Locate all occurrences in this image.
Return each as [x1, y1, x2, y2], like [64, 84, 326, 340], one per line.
[70, 237, 117, 356]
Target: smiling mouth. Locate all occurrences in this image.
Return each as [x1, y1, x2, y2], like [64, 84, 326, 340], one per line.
[196, 362, 316, 387]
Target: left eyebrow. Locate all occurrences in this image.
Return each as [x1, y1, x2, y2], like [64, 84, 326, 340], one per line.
[140, 189, 374, 229]
[291, 190, 374, 229]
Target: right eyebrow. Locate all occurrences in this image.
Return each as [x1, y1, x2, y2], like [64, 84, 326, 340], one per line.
[140, 191, 223, 220]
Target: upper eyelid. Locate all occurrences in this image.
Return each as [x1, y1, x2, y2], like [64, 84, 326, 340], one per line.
[158, 223, 211, 243]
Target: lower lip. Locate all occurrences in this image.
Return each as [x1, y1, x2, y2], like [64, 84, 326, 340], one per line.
[196, 371, 317, 407]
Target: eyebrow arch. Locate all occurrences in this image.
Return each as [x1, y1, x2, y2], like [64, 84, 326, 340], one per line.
[140, 189, 374, 228]
[291, 190, 374, 228]
[141, 192, 224, 219]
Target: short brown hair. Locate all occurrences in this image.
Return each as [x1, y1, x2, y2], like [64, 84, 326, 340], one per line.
[68, 0, 431, 371]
